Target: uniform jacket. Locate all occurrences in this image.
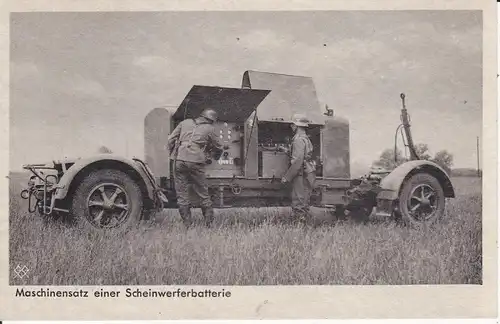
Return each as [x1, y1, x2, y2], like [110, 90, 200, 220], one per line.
[167, 118, 223, 164]
[282, 129, 316, 182]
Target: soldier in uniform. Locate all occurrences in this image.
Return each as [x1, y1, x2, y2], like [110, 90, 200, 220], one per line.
[281, 113, 316, 224]
[167, 108, 223, 228]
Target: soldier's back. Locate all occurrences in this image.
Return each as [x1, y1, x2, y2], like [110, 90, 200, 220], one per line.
[176, 119, 217, 164]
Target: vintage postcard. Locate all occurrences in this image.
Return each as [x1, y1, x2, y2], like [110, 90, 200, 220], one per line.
[0, 0, 497, 321]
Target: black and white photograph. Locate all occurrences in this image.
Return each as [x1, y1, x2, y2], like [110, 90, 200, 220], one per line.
[1, 0, 498, 321]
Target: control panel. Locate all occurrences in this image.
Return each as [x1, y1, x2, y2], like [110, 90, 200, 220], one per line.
[205, 121, 243, 178]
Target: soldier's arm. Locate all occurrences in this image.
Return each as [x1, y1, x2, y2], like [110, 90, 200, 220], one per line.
[207, 127, 224, 160]
[282, 139, 305, 182]
[209, 128, 224, 150]
[167, 122, 182, 151]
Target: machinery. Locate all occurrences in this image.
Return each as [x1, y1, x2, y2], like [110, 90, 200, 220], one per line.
[20, 70, 455, 230]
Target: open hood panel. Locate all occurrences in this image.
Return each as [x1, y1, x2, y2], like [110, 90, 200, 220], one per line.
[242, 70, 327, 125]
[173, 85, 271, 123]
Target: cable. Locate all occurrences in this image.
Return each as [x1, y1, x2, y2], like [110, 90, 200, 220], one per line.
[243, 112, 258, 169]
[394, 124, 403, 164]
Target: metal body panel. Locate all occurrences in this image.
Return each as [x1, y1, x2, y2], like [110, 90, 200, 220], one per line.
[261, 151, 289, 178]
[376, 160, 455, 201]
[160, 176, 349, 208]
[173, 85, 271, 123]
[205, 121, 243, 178]
[321, 117, 350, 179]
[242, 70, 327, 125]
[144, 108, 173, 181]
[53, 154, 156, 201]
[159, 176, 351, 192]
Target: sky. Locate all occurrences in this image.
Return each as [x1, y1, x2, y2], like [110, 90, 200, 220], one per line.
[10, 11, 482, 173]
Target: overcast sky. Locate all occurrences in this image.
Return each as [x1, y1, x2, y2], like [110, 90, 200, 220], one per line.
[10, 11, 482, 172]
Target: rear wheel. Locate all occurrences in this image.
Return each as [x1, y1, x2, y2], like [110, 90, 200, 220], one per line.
[398, 173, 445, 228]
[70, 169, 144, 231]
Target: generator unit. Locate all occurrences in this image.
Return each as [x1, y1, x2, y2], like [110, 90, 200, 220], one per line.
[144, 70, 352, 209]
[20, 70, 455, 230]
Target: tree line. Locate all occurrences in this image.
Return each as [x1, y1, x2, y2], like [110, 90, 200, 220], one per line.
[372, 143, 454, 175]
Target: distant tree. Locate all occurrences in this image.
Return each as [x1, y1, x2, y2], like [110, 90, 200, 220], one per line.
[432, 150, 454, 174]
[414, 143, 432, 160]
[98, 146, 113, 154]
[372, 148, 407, 170]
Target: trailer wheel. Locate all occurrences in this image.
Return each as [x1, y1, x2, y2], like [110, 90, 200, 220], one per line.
[70, 169, 143, 230]
[398, 172, 445, 228]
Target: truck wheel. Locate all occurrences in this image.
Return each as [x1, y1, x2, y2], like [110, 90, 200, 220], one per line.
[70, 169, 144, 230]
[398, 172, 445, 228]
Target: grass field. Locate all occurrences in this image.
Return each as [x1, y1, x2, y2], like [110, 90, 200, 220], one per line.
[8, 173, 482, 285]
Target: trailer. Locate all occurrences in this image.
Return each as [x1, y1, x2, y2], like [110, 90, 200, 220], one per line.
[20, 70, 455, 230]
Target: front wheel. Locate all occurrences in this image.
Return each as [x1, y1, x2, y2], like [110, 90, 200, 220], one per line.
[70, 169, 144, 230]
[398, 172, 445, 228]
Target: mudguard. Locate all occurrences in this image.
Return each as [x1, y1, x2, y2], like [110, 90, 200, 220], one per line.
[376, 160, 455, 201]
[53, 154, 157, 201]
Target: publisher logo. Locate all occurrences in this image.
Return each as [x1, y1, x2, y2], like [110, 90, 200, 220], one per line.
[13, 265, 29, 279]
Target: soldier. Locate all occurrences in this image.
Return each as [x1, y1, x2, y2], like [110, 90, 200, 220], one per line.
[167, 108, 223, 228]
[281, 113, 316, 224]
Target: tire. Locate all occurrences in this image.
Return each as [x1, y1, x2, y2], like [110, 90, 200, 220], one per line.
[398, 172, 445, 229]
[70, 169, 144, 231]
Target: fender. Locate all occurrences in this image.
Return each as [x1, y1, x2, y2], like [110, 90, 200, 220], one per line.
[53, 154, 156, 201]
[376, 160, 455, 201]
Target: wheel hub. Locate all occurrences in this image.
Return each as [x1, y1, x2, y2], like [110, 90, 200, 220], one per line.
[407, 184, 437, 221]
[86, 183, 130, 228]
[102, 201, 113, 210]
[421, 198, 430, 206]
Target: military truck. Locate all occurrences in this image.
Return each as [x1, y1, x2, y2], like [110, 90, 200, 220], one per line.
[20, 70, 455, 230]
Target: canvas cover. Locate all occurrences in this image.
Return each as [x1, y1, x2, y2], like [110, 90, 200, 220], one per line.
[173, 85, 271, 123]
[242, 70, 326, 125]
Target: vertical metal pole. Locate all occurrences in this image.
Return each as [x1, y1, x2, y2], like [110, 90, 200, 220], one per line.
[477, 136, 480, 177]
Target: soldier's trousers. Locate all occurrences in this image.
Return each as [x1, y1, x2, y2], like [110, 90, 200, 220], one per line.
[291, 171, 316, 221]
[174, 160, 212, 208]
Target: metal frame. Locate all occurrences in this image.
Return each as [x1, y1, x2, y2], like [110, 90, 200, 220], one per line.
[21, 166, 70, 216]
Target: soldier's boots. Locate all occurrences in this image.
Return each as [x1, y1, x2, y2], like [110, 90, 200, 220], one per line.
[201, 206, 215, 227]
[178, 206, 193, 228]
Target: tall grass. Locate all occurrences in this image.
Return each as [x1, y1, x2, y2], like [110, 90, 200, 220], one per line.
[8, 176, 482, 285]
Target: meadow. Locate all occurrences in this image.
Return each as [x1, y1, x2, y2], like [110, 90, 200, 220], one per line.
[8, 174, 482, 285]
